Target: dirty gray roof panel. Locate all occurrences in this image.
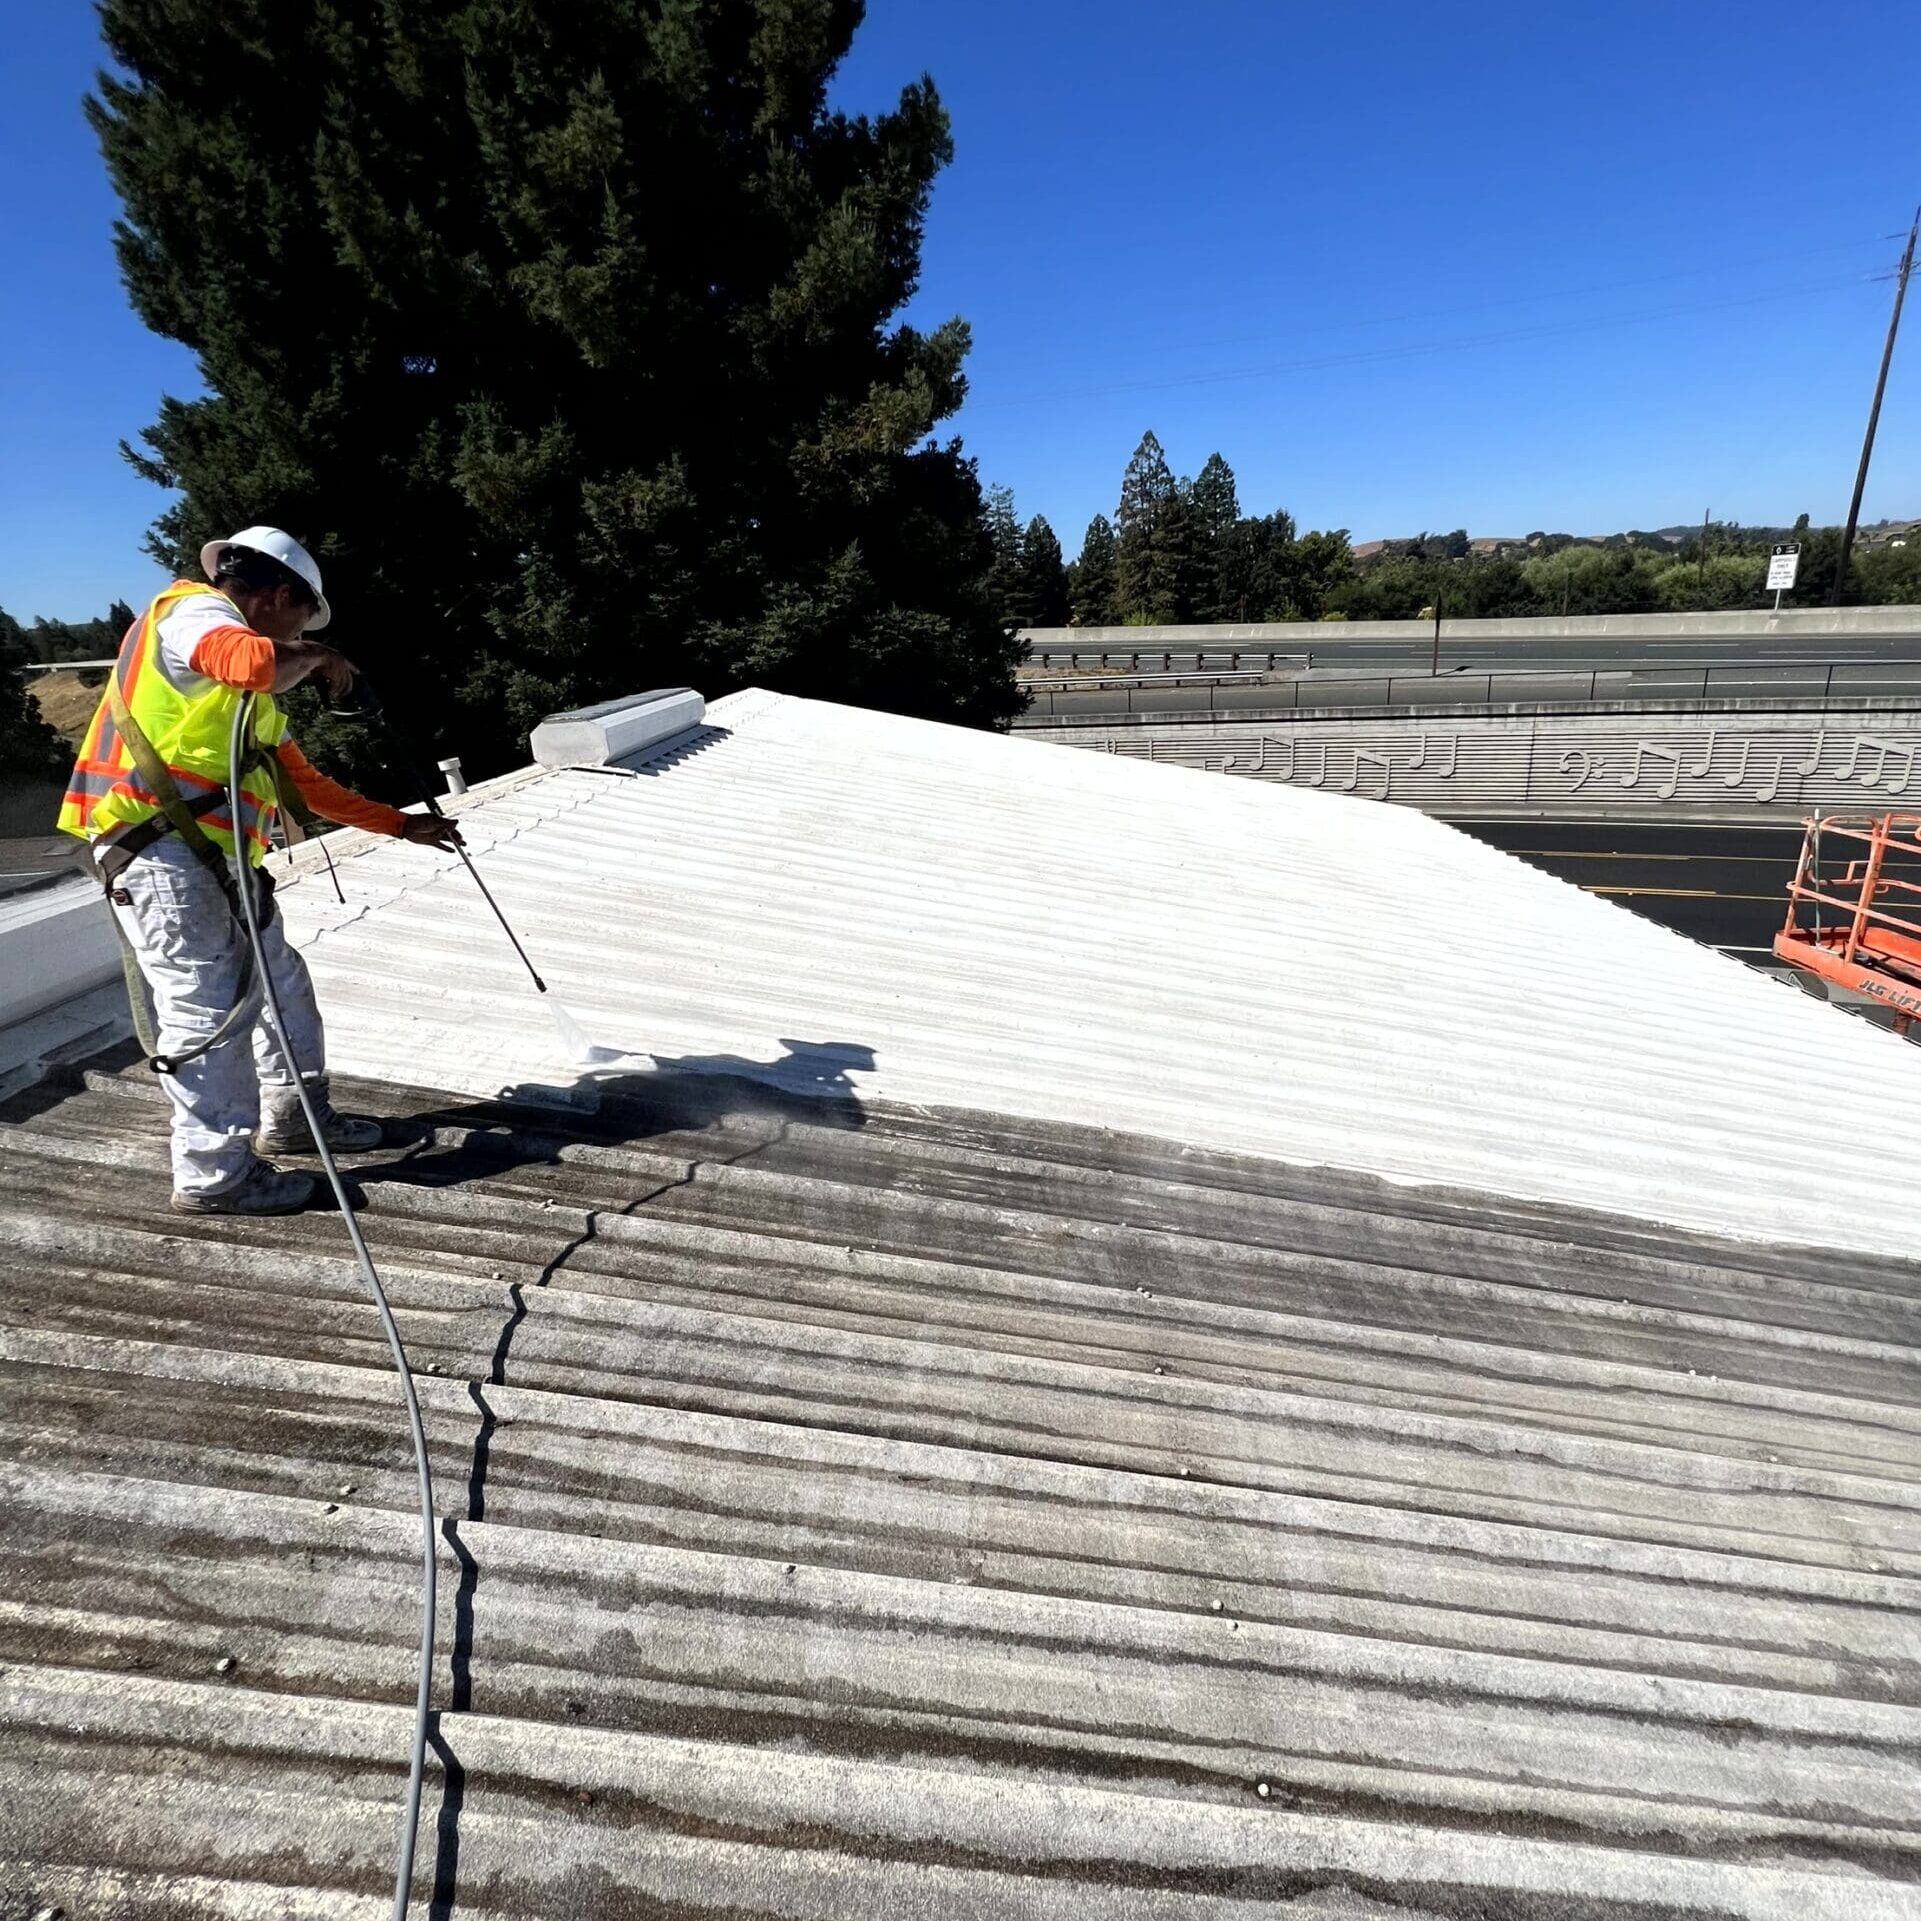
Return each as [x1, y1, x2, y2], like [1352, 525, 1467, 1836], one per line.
[3, 1057, 1920, 1918]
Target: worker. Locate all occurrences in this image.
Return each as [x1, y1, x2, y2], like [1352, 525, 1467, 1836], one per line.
[58, 526, 462, 1216]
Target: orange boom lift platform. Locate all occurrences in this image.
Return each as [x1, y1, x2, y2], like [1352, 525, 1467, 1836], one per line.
[1775, 812, 1921, 1032]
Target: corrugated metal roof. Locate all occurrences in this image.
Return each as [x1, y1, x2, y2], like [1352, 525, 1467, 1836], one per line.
[4, 1058, 1920, 1917]
[270, 688, 1921, 1259]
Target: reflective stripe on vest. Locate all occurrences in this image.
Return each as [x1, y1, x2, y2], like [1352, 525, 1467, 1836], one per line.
[56, 581, 289, 864]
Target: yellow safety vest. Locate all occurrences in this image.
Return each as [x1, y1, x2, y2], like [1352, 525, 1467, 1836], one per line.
[58, 581, 289, 866]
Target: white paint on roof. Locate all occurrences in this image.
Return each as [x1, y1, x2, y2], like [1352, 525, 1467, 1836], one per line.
[275, 687, 1921, 1258]
[0, 878, 120, 1028]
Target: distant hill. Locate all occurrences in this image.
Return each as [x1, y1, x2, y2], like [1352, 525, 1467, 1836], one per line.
[1639, 518, 1915, 546]
[1357, 518, 1918, 560]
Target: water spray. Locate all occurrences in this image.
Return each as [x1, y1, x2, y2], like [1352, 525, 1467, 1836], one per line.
[329, 679, 604, 1065]
[331, 678, 545, 992]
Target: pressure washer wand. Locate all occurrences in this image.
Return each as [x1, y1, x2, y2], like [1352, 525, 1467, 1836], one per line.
[417, 787, 547, 994]
[334, 678, 547, 994]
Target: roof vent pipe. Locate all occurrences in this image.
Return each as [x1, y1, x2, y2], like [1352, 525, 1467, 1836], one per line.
[437, 756, 468, 797]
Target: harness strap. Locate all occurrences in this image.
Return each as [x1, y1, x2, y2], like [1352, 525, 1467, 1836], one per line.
[94, 787, 228, 883]
[99, 680, 275, 1077]
[104, 672, 233, 870]
[255, 744, 317, 846]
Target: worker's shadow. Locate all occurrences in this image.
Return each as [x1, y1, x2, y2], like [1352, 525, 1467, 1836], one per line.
[407, 1036, 875, 1920]
[354, 1033, 875, 1189]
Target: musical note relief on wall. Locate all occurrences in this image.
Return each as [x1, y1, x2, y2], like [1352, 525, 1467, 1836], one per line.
[1618, 741, 1683, 799]
[1842, 736, 1916, 795]
[1153, 718, 1921, 812]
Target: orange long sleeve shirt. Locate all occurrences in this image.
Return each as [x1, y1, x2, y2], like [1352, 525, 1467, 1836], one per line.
[274, 738, 410, 838]
[187, 630, 409, 838]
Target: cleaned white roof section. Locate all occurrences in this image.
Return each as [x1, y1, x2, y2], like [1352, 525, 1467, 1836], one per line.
[277, 687, 1921, 1258]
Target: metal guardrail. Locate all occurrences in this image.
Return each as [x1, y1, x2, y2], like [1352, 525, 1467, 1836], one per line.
[15, 659, 114, 677]
[1021, 670, 1268, 693]
[1018, 658, 1921, 720]
[1028, 648, 1309, 671]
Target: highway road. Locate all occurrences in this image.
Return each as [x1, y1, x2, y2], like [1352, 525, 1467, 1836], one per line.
[1028, 629, 1921, 672]
[1459, 821, 1805, 956]
[1019, 657, 1921, 721]
[1372, 636, 1921, 667]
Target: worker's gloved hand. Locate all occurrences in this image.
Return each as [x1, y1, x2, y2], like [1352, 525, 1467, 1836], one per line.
[272, 637, 357, 701]
[399, 814, 465, 850]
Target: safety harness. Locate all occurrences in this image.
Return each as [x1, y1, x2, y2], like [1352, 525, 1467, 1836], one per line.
[94, 679, 316, 1077]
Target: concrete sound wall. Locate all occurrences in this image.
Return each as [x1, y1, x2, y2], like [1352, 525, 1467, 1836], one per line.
[1023, 606, 1921, 652]
[1021, 707, 1921, 824]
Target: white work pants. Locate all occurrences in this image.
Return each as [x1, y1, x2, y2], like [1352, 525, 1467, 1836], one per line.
[105, 837, 326, 1196]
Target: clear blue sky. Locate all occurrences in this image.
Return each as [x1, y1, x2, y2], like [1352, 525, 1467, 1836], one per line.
[5, 0, 1918, 621]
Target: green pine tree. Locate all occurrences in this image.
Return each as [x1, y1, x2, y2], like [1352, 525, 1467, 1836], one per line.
[1151, 486, 1207, 624]
[1071, 516, 1118, 626]
[1189, 450, 1240, 617]
[1189, 453, 1239, 535]
[89, 0, 1022, 787]
[1016, 516, 1069, 628]
[0, 613, 73, 787]
[1114, 429, 1176, 621]
[983, 484, 1026, 627]
[1215, 513, 1284, 621]
[2, 601, 135, 665]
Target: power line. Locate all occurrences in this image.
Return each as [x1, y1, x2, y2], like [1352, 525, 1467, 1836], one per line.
[987, 229, 1908, 377]
[1833, 206, 1919, 603]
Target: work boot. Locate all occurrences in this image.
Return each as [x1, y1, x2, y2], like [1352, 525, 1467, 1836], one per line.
[172, 1159, 316, 1216]
[258, 1074, 386, 1157]
[257, 1106, 387, 1157]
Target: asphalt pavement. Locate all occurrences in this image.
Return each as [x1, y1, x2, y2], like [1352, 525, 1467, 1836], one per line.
[1021, 662, 1921, 721]
[1304, 627, 1921, 666]
[1459, 820, 1805, 956]
[1029, 629, 1921, 670]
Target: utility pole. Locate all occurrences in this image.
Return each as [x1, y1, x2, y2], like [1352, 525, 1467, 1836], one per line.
[1833, 206, 1919, 605]
[1699, 506, 1710, 589]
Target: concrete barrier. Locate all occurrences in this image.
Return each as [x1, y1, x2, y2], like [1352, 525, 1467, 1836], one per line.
[1021, 606, 1921, 653]
[1017, 658, 1921, 722]
[1022, 707, 1921, 825]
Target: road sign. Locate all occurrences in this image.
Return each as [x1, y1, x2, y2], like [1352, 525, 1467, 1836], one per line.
[1767, 544, 1801, 591]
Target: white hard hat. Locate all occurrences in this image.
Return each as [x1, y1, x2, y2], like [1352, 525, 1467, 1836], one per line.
[200, 525, 331, 632]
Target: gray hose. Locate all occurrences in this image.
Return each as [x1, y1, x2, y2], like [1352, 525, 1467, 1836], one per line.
[228, 695, 437, 1919]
